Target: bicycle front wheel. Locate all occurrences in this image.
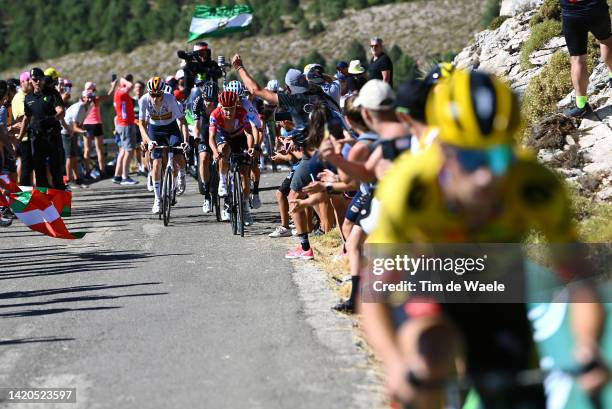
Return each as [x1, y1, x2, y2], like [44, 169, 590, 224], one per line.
[163, 167, 173, 226]
[234, 170, 244, 237]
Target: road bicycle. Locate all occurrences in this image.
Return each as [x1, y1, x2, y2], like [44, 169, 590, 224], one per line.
[226, 151, 251, 237]
[153, 145, 184, 226]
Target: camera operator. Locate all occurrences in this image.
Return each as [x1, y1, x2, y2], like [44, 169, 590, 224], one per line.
[178, 42, 224, 91]
[18, 67, 66, 190]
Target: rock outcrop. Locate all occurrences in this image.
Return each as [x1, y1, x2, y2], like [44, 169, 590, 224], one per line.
[454, 1, 611, 201]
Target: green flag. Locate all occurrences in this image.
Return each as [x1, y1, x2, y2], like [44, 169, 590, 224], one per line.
[188, 5, 254, 42]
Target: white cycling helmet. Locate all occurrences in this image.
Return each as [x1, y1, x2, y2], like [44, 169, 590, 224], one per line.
[266, 79, 280, 92]
[226, 80, 245, 97]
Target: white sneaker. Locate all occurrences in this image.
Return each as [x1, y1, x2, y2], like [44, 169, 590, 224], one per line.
[152, 199, 161, 214]
[291, 228, 298, 236]
[269, 226, 292, 238]
[218, 180, 228, 197]
[221, 208, 230, 221]
[251, 193, 261, 209]
[243, 204, 253, 226]
[176, 174, 186, 196]
[202, 198, 211, 213]
[147, 173, 154, 192]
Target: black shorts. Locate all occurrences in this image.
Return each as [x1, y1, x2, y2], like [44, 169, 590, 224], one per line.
[84, 123, 104, 138]
[345, 189, 368, 223]
[563, 4, 612, 55]
[278, 170, 295, 197]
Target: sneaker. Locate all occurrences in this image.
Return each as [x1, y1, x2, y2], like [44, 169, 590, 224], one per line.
[152, 199, 161, 214]
[112, 176, 122, 184]
[285, 247, 314, 260]
[332, 299, 355, 314]
[268, 226, 292, 238]
[176, 174, 186, 196]
[564, 103, 593, 118]
[90, 168, 101, 180]
[312, 227, 325, 237]
[147, 173, 154, 192]
[243, 202, 253, 226]
[251, 193, 261, 209]
[0, 208, 13, 227]
[202, 198, 212, 213]
[120, 177, 139, 186]
[291, 228, 298, 236]
[218, 181, 228, 197]
[221, 208, 230, 221]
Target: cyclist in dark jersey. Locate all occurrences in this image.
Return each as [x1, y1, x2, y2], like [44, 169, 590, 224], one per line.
[193, 81, 219, 214]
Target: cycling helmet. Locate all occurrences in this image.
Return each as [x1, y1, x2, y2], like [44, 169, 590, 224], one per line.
[266, 79, 280, 92]
[218, 91, 239, 108]
[225, 80, 245, 97]
[425, 70, 520, 149]
[201, 81, 219, 102]
[147, 76, 165, 94]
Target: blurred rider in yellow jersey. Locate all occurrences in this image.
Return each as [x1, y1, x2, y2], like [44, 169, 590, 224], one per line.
[361, 69, 608, 409]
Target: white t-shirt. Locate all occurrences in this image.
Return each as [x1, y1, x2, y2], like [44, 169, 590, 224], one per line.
[241, 97, 262, 129]
[138, 93, 184, 126]
[62, 101, 92, 134]
[322, 80, 341, 105]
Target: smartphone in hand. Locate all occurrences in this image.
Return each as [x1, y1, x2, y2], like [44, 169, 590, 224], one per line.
[111, 74, 117, 82]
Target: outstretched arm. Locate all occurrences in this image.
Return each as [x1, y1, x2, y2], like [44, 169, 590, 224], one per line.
[231, 54, 279, 106]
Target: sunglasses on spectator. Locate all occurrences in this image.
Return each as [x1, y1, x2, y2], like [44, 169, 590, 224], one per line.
[454, 145, 515, 176]
[31, 77, 42, 82]
[62, 86, 72, 93]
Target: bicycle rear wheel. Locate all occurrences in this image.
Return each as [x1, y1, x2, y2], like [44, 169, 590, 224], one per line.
[234, 170, 244, 237]
[163, 167, 173, 226]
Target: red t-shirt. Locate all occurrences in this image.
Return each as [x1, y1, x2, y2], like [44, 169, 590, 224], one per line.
[114, 88, 135, 127]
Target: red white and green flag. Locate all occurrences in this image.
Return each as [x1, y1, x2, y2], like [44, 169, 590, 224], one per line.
[18, 186, 72, 217]
[9, 189, 85, 239]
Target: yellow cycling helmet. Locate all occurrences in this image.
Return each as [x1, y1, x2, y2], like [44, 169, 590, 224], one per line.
[426, 69, 520, 149]
[44, 67, 61, 81]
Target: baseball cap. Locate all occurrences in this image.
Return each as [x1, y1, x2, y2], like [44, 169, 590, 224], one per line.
[394, 79, 428, 121]
[44, 67, 61, 81]
[285, 69, 309, 94]
[336, 61, 349, 69]
[348, 60, 365, 75]
[353, 79, 395, 110]
[304, 64, 325, 85]
[266, 79, 280, 92]
[175, 69, 185, 80]
[193, 42, 209, 51]
[30, 67, 45, 79]
[19, 71, 31, 83]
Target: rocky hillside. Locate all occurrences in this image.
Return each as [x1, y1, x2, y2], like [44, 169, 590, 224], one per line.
[1, 0, 484, 88]
[454, 0, 612, 204]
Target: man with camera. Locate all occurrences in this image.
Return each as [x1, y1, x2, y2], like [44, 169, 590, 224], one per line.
[178, 42, 224, 91]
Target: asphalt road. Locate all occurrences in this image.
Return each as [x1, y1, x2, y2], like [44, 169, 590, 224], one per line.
[0, 171, 377, 409]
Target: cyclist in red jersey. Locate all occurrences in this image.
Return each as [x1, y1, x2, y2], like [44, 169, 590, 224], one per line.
[209, 91, 254, 223]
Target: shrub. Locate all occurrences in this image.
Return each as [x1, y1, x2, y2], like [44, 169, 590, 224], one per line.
[481, 0, 501, 28]
[520, 19, 562, 69]
[489, 15, 509, 30]
[522, 51, 572, 134]
[529, 0, 561, 26]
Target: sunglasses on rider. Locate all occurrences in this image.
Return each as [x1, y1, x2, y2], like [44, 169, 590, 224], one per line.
[150, 92, 163, 97]
[454, 145, 515, 176]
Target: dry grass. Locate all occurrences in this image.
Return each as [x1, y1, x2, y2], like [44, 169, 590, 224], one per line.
[1, 0, 484, 88]
[310, 227, 352, 300]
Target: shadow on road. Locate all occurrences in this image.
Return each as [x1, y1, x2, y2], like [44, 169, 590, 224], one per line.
[0, 337, 76, 345]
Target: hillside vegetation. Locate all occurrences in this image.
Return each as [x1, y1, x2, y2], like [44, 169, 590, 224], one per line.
[0, 0, 474, 72]
[1, 0, 484, 89]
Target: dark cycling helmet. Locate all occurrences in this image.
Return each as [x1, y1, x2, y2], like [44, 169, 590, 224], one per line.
[218, 90, 238, 108]
[201, 81, 219, 102]
[147, 76, 165, 94]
